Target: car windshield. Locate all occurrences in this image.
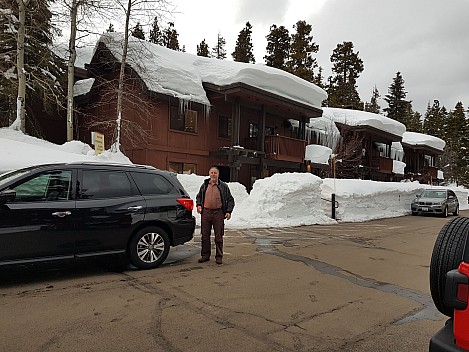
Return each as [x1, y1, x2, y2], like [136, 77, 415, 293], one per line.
[421, 190, 447, 198]
[0, 169, 30, 188]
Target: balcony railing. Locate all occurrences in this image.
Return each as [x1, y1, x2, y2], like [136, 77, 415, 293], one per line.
[371, 156, 393, 174]
[265, 135, 306, 163]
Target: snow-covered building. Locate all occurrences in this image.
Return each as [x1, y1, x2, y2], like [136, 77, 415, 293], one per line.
[73, 33, 326, 190]
[70, 34, 447, 187]
[401, 131, 445, 183]
[313, 108, 406, 181]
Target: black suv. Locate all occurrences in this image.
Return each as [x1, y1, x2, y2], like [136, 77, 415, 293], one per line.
[430, 217, 469, 351]
[0, 162, 195, 270]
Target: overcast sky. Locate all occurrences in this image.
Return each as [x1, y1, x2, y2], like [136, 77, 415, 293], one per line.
[170, 0, 468, 115]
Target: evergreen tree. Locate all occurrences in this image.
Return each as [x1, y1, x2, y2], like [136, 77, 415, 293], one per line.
[364, 86, 381, 114]
[313, 66, 324, 88]
[232, 21, 255, 63]
[264, 24, 290, 70]
[163, 22, 180, 50]
[197, 39, 210, 57]
[106, 23, 115, 32]
[443, 102, 468, 184]
[406, 109, 422, 132]
[401, 101, 422, 132]
[287, 20, 318, 82]
[422, 100, 446, 139]
[131, 22, 145, 40]
[326, 41, 363, 109]
[383, 72, 408, 123]
[0, 0, 66, 132]
[211, 32, 227, 60]
[459, 104, 469, 187]
[149, 17, 163, 45]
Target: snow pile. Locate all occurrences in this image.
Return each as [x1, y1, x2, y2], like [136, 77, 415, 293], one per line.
[0, 129, 130, 172]
[1, 129, 468, 229]
[305, 144, 332, 164]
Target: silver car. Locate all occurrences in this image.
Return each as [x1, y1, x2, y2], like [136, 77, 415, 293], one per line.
[411, 189, 459, 217]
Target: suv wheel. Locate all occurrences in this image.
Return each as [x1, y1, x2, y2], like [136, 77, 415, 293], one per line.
[129, 226, 170, 269]
[442, 206, 448, 218]
[430, 217, 469, 316]
[453, 205, 459, 216]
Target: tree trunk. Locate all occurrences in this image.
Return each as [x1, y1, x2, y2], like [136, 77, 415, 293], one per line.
[15, 0, 27, 132]
[66, 0, 79, 141]
[113, 0, 131, 152]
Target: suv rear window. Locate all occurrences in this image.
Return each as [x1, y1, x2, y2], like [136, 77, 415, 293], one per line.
[81, 170, 133, 199]
[131, 172, 175, 195]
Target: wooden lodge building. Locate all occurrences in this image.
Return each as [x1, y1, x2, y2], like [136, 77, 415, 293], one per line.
[74, 33, 326, 190]
[72, 33, 445, 189]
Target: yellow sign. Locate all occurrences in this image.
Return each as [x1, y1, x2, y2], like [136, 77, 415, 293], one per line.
[92, 132, 104, 155]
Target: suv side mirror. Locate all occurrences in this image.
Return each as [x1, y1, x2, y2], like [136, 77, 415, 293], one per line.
[0, 189, 16, 204]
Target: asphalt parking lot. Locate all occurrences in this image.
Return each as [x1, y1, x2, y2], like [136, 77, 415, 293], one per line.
[1, 211, 468, 352]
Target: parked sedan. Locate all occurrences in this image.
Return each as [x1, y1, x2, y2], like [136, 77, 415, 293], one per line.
[411, 189, 459, 217]
[0, 162, 196, 270]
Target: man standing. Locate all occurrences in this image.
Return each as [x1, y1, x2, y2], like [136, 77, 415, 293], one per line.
[196, 166, 235, 265]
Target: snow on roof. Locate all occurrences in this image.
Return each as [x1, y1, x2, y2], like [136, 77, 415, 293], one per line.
[402, 131, 445, 151]
[305, 144, 332, 164]
[95, 32, 327, 109]
[74, 78, 94, 97]
[320, 107, 406, 138]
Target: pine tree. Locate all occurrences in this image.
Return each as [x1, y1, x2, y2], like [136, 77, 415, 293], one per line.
[197, 39, 210, 57]
[326, 41, 363, 109]
[0, 0, 66, 132]
[443, 102, 468, 184]
[232, 21, 255, 63]
[149, 17, 163, 45]
[401, 101, 421, 132]
[264, 24, 290, 70]
[211, 32, 227, 60]
[459, 104, 469, 187]
[406, 109, 422, 132]
[163, 22, 180, 50]
[287, 20, 318, 82]
[131, 22, 145, 40]
[364, 86, 381, 114]
[313, 66, 324, 88]
[106, 23, 115, 32]
[423, 100, 446, 139]
[383, 72, 408, 123]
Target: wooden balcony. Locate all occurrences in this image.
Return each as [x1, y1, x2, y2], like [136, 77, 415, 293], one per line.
[371, 156, 393, 174]
[422, 165, 438, 179]
[265, 135, 306, 163]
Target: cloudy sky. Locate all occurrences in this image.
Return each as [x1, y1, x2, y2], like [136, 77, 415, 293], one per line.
[170, 0, 468, 114]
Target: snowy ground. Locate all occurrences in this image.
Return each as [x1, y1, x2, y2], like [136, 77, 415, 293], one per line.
[1, 128, 468, 229]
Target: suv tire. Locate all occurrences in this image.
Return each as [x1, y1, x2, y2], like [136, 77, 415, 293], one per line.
[129, 226, 170, 269]
[453, 205, 459, 216]
[430, 217, 469, 316]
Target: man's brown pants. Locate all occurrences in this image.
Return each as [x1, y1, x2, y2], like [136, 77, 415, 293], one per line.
[200, 209, 225, 260]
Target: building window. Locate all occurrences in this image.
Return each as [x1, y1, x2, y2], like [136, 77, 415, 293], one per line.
[265, 126, 274, 135]
[219, 116, 232, 139]
[170, 105, 198, 133]
[249, 123, 258, 138]
[168, 162, 197, 175]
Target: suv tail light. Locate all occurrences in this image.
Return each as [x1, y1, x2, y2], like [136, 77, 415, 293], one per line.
[177, 198, 194, 211]
[450, 262, 469, 350]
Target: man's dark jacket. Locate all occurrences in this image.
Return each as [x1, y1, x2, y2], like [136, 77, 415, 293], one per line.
[196, 179, 235, 214]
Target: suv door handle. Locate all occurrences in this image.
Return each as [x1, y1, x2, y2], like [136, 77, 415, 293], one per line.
[52, 211, 72, 217]
[127, 206, 143, 211]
